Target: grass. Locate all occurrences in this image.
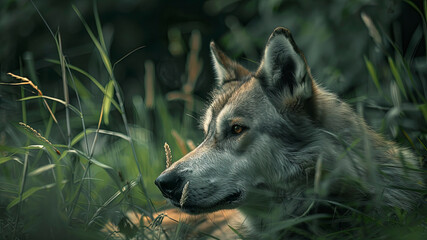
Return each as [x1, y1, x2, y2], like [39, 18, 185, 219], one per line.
[0, 1, 426, 240]
[0, 3, 181, 239]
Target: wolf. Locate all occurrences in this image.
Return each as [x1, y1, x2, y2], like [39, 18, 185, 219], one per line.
[155, 27, 423, 239]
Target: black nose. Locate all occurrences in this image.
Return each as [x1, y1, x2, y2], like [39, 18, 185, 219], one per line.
[155, 171, 183, 200]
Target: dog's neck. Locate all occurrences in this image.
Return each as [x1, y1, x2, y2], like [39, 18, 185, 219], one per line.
[237, 182, 313, 238]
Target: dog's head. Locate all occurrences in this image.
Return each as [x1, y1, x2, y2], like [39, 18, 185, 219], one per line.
[155, 27, 319, 214]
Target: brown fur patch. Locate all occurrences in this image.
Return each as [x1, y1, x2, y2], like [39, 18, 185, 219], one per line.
[103, 209, 245, 239]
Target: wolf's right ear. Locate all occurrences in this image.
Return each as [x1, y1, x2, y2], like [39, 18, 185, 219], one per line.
[210, 42, 250, 87]
[256, 27, 312, 100]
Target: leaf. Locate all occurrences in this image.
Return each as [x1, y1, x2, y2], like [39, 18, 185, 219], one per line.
[7, 183, 56, 210]
[93, 1, 107, 51]
[364, 56, 382, 95]
[71, 129, 95, 146]
[270, 214, 330, 232]
[73, 5, 113, 76]
[73, 149, 113, 169]
[88, 178, 138, 226]
[0, 157, 13, 165]
[46, 59, 121, 113]
[418, 103, 427, 123]
[71, 128, 130, 146]
[90, 158, 113, 169]
[418, 138, 427, 151]
[103, 80, 115, 125]
[19, 95, 82, 117]
[388, 57, 407, 100]
[228, 225, 245, 239]
[28, 164, 56, 177]
[361, 12, 382, 45]
[0, 145, 27, 154]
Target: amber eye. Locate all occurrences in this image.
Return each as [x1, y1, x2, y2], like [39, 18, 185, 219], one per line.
[231, 125, 244, 134]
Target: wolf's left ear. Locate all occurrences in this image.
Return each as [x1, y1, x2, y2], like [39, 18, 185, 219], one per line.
[210, 42, 250, 87]
[256, 27, 312, 99]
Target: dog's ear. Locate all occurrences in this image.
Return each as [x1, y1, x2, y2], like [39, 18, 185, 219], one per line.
[256, 27, 312, 99]
[210, 42, 250, 87]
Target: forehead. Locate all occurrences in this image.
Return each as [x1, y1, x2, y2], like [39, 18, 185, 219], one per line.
[208, 78, 264, 119]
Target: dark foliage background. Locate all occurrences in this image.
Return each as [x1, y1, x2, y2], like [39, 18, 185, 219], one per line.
[1, 0, 425, 133]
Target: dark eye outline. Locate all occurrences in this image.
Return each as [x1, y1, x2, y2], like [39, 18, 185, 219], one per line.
[231, 124, 247, 135]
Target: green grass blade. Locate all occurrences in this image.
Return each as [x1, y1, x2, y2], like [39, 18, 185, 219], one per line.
[113, 46, 145, 70]
[401, 129, 415, 149]
[93, 1, 107, 51]
[43, 101, 56, 143]
[0, 156, 13, 165]
[103, 80, 114, 125]
[71, 128, 130, 147]
[7, 183, 57, 210]
[418, 103, 427, 123]
[57, 33, 71, 147]
[270, 214, 330, 233]
[425, 0, 427, 22]
[0, 145, 27, 154]
[14, 152, 29, 217]
[404, 0, 426, 20]
[20, 87, 27, 124]
[8, 186, 42, 210]
[19, 95, 82, 117]
[90, 158, 113, 169]
[228, 225, 245, 239]
[71, 129, 95, 146]
[418, 138, 427, 151]
[72, 149, 113, 169]
[401, 57, 427, 103]
[73, 5, 113, 76]
[404, 0, 427, 61]
[88, 178, 138, 226]
[364, 56, 383, 95]
[387, 57, 408, 100]
[46, 59, 122, 113]
[73, 3, 154, 218]
[28, 164, 56, 177]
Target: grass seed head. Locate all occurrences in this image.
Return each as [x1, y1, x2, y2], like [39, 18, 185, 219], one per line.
[180, 181, 189, 208]
[149, 213, 165, 228]
[19, 122, 61, 155]
[164, 142, 172, 169]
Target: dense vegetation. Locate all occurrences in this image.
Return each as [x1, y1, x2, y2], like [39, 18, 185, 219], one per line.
[0, 0, 426, 239]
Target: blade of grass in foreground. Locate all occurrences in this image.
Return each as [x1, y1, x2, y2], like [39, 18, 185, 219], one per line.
[268, 214, 330, 234]
[71, 128, 130, 147]
[7, 183, 59, 210]
[388, 57, 408, 100]
[73, 4, 154, 218]
[364, 56, 383, 96]
[46, 59, 122, 113]
[12, 152, 28, 238]
[88, 178, 138, 226]
[19, 95, 81, 117]
[0, 157, 14, 165]
[103, 80, 114, 125]
[404, 0, 427, 57]
[72, 5, 115, 127]
[228, 225, 245, 239]
[12, 71, 30, 240]
[66, 90, 109, 222]
[5, 73, 59, 124]
[56, 33, 71, 147]
[28, 164, 56, 177]
[72, 6, 112, 76]
[35, 3, 93, 219]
